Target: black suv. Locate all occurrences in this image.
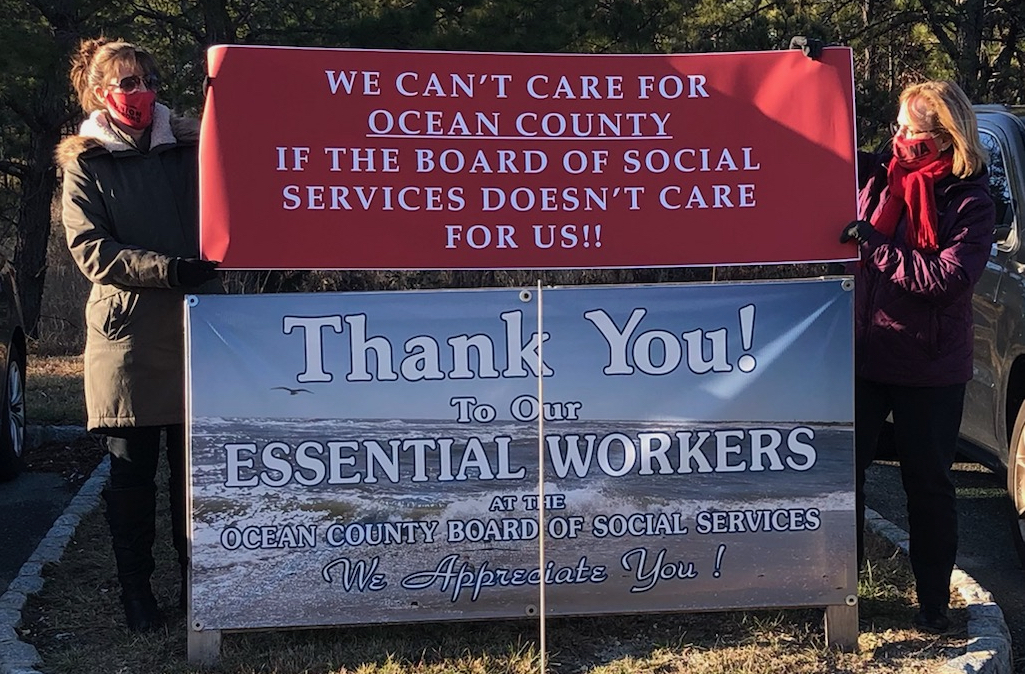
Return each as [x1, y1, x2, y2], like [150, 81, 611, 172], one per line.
[0, 254, 25, 481]
[958, 105, 1025, 564]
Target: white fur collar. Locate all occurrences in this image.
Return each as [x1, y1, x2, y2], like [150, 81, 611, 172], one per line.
[78, 103, 175, 152]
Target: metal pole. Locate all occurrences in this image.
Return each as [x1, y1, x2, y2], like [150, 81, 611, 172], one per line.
[536, 280, 547, 674]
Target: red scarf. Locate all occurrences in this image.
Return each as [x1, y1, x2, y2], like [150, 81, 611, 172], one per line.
[871, 153, 954, 253]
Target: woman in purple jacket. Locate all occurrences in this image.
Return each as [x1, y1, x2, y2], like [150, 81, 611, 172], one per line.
[842, 80, 995, 633]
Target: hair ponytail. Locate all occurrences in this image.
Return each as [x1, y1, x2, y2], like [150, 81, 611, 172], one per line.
[69, 38, 109, 113]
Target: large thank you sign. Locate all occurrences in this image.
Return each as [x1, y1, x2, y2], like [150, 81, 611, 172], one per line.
[186, 279, 855, 631]
[200, 46, 857, 269]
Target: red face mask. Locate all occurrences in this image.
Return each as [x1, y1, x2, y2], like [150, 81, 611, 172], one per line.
[893, 133, 941, 167]
[104, 89, 156, 130]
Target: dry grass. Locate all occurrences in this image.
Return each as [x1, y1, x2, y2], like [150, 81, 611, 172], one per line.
[25, 352, 85, 426]
[18, 498, 969, 674]
[34, 218, 89, 357]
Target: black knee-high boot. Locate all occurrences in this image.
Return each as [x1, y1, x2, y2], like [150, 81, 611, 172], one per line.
[103, 485, 164, 631]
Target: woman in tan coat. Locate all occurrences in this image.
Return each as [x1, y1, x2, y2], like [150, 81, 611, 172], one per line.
[56, 38, 220, 631]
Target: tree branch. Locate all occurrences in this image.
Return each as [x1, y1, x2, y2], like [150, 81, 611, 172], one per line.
[917, 1, 958, 61]
[705, 0, 787, 43]
[128, 1, 207, 43]
[0, 160, 28, 180]
[841, 9, 926, 44]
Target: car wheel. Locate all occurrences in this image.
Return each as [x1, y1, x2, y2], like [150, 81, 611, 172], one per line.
[0, 343, 26, 482]
[1008, 399, 1025, 567]
[1013, 509, 1025, 569]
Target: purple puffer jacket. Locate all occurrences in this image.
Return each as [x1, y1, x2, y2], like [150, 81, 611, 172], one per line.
[853, 151, 996, 387]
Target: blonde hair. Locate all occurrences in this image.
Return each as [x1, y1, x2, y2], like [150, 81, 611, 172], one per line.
[899, 80, 987, 178]
[69, 38, 160, 114]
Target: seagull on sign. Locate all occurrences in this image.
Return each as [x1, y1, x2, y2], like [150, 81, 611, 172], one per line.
[272, 386, 312, 395]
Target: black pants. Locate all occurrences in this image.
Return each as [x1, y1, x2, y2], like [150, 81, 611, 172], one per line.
[107, 425, 184, 492]
[854, 377, 964, 611]
[106, 424, 188, 570]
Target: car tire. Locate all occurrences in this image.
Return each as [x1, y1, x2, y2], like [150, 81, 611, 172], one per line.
[1007, 399, 1025, 567]
[0, 342, 26, 482]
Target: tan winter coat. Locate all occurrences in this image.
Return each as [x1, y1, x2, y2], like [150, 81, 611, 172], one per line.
[56, 104, 219, 431]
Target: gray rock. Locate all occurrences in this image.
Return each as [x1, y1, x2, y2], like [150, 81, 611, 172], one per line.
[0, 594, 25, 613]
[0, 625, 17, 644]
[5, 578, 40, 597]
[0, 640, 38, 668]
[0, 610, 19, 629]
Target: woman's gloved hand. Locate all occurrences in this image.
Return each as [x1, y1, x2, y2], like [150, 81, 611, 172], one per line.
[171, 258, 219, 287]
[839, 220, 874, 244]
[789, 36, 824, 60]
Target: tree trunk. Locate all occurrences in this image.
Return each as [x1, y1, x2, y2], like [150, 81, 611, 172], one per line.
[954, 0, 986, 99]
[201, 0, 236, 45]
[15, 128, 60, 338]
[987, 10, 1021, 102]
[862, 0, 877, 82]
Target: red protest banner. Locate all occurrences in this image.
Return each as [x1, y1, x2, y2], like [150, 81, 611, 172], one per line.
[200, 46, 857, 269]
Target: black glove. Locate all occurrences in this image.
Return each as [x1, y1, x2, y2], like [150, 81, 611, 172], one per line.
[171, 258, 219, 287]
[839, 220, 874, 244]
[789, 36, 824, 60]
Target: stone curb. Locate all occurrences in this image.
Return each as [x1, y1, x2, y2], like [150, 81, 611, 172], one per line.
[0, 451, 1012, 673]
[865, 508, 1014, 674]
[0, 453, 109, 674]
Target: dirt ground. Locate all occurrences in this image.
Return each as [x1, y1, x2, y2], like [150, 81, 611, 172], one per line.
[23, 431, 106, 487]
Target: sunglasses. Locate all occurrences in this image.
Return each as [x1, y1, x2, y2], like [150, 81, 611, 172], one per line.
[109, 74, 159, 94]
[889, 122, 941, 138]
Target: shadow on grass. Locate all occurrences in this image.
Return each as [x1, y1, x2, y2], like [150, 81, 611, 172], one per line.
[21, 540, 969, 672]
[18, 462, 968, 674]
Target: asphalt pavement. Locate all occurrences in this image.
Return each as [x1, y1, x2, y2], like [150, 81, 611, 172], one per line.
[0, 471, 76, 589]
[0, 426, 92, 590]
[865, 459, 1025, 673]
